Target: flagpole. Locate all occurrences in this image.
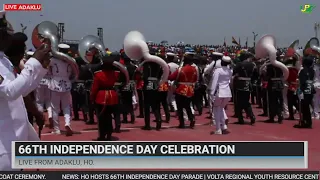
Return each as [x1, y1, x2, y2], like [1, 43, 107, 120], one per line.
[252, 32, 258, 47]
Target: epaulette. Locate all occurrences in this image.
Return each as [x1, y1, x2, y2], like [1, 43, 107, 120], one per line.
[94, 70, 102, 74]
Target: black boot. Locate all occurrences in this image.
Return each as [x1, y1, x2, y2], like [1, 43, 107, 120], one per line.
[130, 112, 135, 124]
[114, 125, 121, 133]
[156, 121, 162, 130]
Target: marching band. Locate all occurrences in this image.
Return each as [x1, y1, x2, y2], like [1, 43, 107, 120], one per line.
[1, 10, 320, 170]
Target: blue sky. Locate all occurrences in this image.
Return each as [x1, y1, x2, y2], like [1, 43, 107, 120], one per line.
[2, 0, 320, 50]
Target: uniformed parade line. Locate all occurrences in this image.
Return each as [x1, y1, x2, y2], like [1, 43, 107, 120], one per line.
[40, 123, 209, 136]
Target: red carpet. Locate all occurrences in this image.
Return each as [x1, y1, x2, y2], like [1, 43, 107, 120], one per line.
[37, 103, 320, 170]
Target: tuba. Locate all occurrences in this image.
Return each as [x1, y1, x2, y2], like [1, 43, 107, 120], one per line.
[78, 35, 129, 84]
[304, 37, 320, 57]
[255, 35, 289, 80]
[285, 40, 302, 70]
[31, 21, 79, 80]
[123, 31, 169, 85]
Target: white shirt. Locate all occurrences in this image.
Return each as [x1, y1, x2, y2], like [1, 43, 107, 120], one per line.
[209, 66, 232, 98]
[314, 64, 320, 89]
[48, 58, 72, 92]
[0, 52, 47, 155]
[168, 62, 179, 74]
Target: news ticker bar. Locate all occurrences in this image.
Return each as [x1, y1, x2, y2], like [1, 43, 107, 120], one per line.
[0, 171, 318, 180]
[12, 141, 308, 169]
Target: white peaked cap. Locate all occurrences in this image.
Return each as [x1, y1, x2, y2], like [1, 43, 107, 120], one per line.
[0, 10, 5, 18]
[185, 52, 195, 55]
[222, 56, 231, 63]
[215, 60, 222, 68]
[58, 44, 70, 49]
[166, 52, 176, 56]
[26, 51, 34, 56]
[211, 52, 223, 56]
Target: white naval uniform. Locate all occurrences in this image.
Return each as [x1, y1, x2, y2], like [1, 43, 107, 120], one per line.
[209, 66, 232, 134]
[282, 83, 289, 116]
[36, 72, 52, 118]
[313, 64, 320, 119]
[204, 60, 228, 124]
[167, 62, 179, 111]
[0, 52, 47, 170]
[48, 58, 72, 133]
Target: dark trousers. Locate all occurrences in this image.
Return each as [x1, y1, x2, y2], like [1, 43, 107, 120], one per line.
[251, 85, 257, 104]
[71, 90, 87, 120]
[287, 90, 299, 118]
[95, 104, 119, 140]
[28, 112, 34, 125]
[268, 90, 283, 121]
[121, 91, 135, 123]
[86, 91, 95, 122]
[236, 90, 255, 123]
[137, 90, 144, 117]
[262, 88, 268, 115]
[175, 94, 194, 126]
[256, 86, 262, 107]
[158, 91, 170, 122]
[143, 90, 161, 128]
[192, 89, 203, 115]
[233, 88, 238, 116]
[301, 94, 313, 127]
[200, 85, 208, 107]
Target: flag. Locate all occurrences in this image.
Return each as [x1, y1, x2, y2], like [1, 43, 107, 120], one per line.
[245, 37, 248, 48]
[232, 36, 239, 46]
[223, 37, 226, 47]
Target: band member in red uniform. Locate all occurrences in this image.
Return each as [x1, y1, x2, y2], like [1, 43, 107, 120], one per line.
[284, 55, 300, 120]
[90, 56, 122, 141]
[168, 54, 198, 128]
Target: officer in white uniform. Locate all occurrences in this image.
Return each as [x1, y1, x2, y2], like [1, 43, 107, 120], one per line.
[48, 44, 73, 136]
[34, 51, 53, 126]
[313, 59, 320, 119]
[209, 56, 232, 135]
[0, 10, 50, 170]
[167, 52, 179, 112]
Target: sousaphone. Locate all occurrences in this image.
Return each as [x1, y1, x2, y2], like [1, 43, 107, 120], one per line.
[255, 35, 289, 80]
[32, 21, 79, 80]
[78, 35, 129, 84]
[304, 37, 320, 56]
[123, 31, 169, 85]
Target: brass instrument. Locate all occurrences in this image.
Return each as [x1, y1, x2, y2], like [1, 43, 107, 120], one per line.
[304, 37, 320, 56]
[31, 21, 79, 80]
[78, 35, 129, 85]
[255, 35, 289, 80]
[123, 31, 169, 85]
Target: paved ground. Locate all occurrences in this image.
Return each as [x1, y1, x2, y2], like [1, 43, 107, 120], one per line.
[37, 102, 320, 170]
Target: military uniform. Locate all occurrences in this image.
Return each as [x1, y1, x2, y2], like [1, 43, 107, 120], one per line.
[312, 61, 320, 119]
[71, 56, 96, 124]
[136, 61, 163, 130]
[265, 63, 284, 123]
[136, 75, 144, 118]
[233, 52, 256, 125]
[295, 56, 315, 128]
[209, 56, 232, 134]
[90, 59, 122, 140]
[192, 61, 203, 115]
[158, 78, 170, 122]
[120, 56, 136, 124]
[47, 44, 73, 136]
[284, 58, 300, 119]
[168, 56, 198, 128]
